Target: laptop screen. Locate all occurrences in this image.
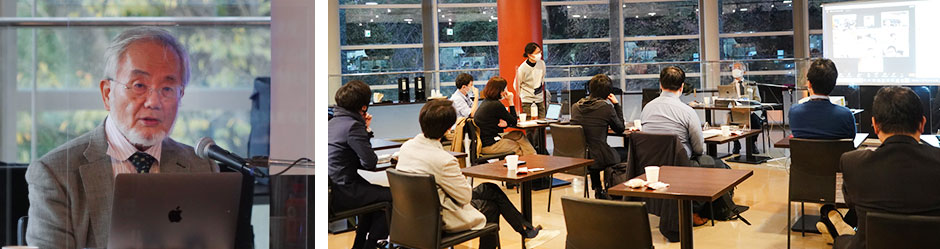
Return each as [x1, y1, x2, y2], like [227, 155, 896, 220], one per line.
[546, 104, 561, 120]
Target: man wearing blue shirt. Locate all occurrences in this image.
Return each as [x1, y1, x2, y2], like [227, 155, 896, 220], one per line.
[789, 59, 856, 139]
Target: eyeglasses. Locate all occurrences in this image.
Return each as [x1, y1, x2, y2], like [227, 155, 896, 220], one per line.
[109, 79, 182, 100]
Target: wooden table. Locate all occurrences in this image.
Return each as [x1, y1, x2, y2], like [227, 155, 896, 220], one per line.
[608, 166, 753, 249]
[370, 138, 403, 150]
[367, 150, 468, 172]
[692, 103, 782, 125]
[704, 129, 769, 164]
[774, 133, 870, 149]
[461, 154, 593, 247]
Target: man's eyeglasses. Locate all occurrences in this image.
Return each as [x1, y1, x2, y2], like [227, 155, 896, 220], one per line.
[109, 79, 182, 100]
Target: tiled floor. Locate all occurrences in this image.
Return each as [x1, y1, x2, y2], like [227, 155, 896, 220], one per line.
[328, 130, 840, 249]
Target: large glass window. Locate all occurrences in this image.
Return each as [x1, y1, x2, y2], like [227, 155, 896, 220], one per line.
[542, 4, 610, 39]
[719, 0, 793, 33]
[623, 0, 699, 37]
[623, 0, 700, 91]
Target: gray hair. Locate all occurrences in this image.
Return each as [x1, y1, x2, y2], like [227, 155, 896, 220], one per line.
[103, 27, 190, 87]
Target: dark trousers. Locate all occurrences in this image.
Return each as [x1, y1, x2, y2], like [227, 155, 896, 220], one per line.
[332, 182, 392, 249]
[732, 113, 764, 152]
[471, 182, 533, 249]
[590, 147, 628, 190]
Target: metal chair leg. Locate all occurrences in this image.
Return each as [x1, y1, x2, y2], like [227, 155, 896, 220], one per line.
[801, 202, 806, 237]
[547, 174, 553, 212]
[710, 202, 715, 226]
[583, 171, 589, 198]
[787, 201, 791, 248]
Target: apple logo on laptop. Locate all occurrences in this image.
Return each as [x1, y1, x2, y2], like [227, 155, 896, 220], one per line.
[168, 206, 182, 223]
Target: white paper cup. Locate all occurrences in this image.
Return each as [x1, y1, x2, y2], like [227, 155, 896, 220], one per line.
[721, 125, 731, 137]
[3, 246, 39, 249]
[634, 119, 642, 130]
[704, 96, 712, 105]
[519, 113, 527, 122]
[645, 166, 660, 183]
[505, 155, 519, 172]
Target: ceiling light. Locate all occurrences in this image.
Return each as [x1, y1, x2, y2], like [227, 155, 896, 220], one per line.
[572, 14, 581, 18]
[740, 8, 748, 11]
[404, 18, 413, 22]
[365, 2, 377, 5]
[648, 12, 656, 16]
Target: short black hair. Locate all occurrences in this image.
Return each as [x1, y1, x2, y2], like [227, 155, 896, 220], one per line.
[455, 73, 473, 89]
[523, 42, 540, 58]
[419, 99, 457, 139]
[659, 66, 685, 91]
[806, 58, 838, 95]
[336, 80, 372, 111]
[588, 74, 612, 98]
[482, 76, 508, 100]
[872, 86, 923, 135]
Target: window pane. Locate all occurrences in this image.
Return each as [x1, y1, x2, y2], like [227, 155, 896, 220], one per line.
[624, 0, 699, 37]
[439, 46, 498, 70]
[17, 0, 270, 17]
[544, 42, 612, 66]
[439, 0, 495, 4]
[809, 34, 824, 58]
[625, 39, 700, 63]
[626, 76, 701, 92]
[340, 0, 420, 5]
[542, 4, 610, 39]
[625, 62, 701, 75]
[439, 69, 496, 96]
[340, 8, 423, 46]
[438, 7, 498, 43]
[809, 0, 853, 30]
[341, 73, 425, 103]
[719, 0, 793, 33]
[341, 48, 423, 74]
[720, 36, 794, 60]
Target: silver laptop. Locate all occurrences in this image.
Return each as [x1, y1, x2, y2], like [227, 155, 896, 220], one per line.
[536, 104, 563, 123]
[108, 172, 242, 249]
[718, 84, 737, 99]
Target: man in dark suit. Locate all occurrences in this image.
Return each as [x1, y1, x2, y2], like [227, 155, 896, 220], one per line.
[328, 80, 390, 249]
[818, 86, 940, 249]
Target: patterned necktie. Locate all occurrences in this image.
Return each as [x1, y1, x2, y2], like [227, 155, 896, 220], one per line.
[128, 151, 156, 173]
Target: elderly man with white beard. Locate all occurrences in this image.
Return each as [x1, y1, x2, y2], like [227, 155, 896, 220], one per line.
[24, 27, 218, 249]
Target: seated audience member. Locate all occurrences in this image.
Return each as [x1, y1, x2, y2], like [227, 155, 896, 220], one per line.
[728, 62, 763, 154]
[26, 27, 218, 249]
[474, 76, 537, 156]
[328, 80, 390, 249]
[396, 100, 552, 249]
[450, 73, 479, 118]
[818, 86, 940, 249]
[640, 66, 723, 226]
[789, 58, 856, 139]
[570, 74, 626, 199]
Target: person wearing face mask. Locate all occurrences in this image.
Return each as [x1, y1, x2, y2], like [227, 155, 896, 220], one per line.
[514, 42, 549, 119]
[728, 62, 764, 155]
[474, 76, 537, 156]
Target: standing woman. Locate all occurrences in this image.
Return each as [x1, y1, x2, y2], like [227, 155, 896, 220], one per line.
[474, 76, 537, 156]
[515, 42, 548, 118]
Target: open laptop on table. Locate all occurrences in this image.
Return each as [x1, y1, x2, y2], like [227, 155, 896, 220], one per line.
[108, 172, 242, 249]
[535, 104, 564, 123]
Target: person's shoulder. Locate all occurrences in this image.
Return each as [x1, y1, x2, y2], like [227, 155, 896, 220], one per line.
[35, 127, 101, 168]
[841, 148, 874, 166]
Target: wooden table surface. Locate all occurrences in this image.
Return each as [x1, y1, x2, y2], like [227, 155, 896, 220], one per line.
[461, 154, 593, 183]
[704, 129, 762, 145]
[607, 166, 754, 202]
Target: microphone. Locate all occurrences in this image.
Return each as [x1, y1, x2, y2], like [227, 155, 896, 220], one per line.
[197, 137, 250, 173]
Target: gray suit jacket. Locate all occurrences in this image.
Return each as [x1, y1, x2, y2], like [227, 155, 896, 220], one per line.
[25, 121, 218, 249]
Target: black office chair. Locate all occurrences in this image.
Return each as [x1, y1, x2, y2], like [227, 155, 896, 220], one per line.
[549, 124, 590, 200]
[641, 88, 661, 110]
[327, 182, 390, 235]
[386, 169, 500, 249]
[464, 118, 514, 165]
[867, 211, 940, 249]
[17, 216, 27, 246]
[561, 196, 653, 249]
[787, 138, 855, 244]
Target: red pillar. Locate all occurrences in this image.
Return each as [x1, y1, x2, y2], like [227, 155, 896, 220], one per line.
[497, 0, 542, 109]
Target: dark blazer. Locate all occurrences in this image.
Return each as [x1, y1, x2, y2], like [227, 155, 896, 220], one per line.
[328, 106, 378, 186]
[570, 97, 625, 170]
[474, 99, 517, 147]
[26, 121, 217, 249]
[837, 135, 940, 249]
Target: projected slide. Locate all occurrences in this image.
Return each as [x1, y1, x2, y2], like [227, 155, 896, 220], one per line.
[824, 0, 940, 85]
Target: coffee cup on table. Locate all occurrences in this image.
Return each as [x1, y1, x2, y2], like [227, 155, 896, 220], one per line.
[645, 166, 660, 183]
[519, 113, 527, 122]
[721, 125, 731, 136]
[506, 155, 519, 174]
[634, 119, 642, 131]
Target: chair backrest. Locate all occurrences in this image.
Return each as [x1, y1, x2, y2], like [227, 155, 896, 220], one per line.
[386, 169, 443, 249]
[549, 124, 587, 159]
[788, 138, 855, 203]
[17, 216, 27, 246]
[628, 132, 691, 176]
[463, 118, 484, 162]
[641, 88, 661, 110]
[561, 196, 653, 249]
[867, 211, 940, 249]
[729, 107, 751, 128]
